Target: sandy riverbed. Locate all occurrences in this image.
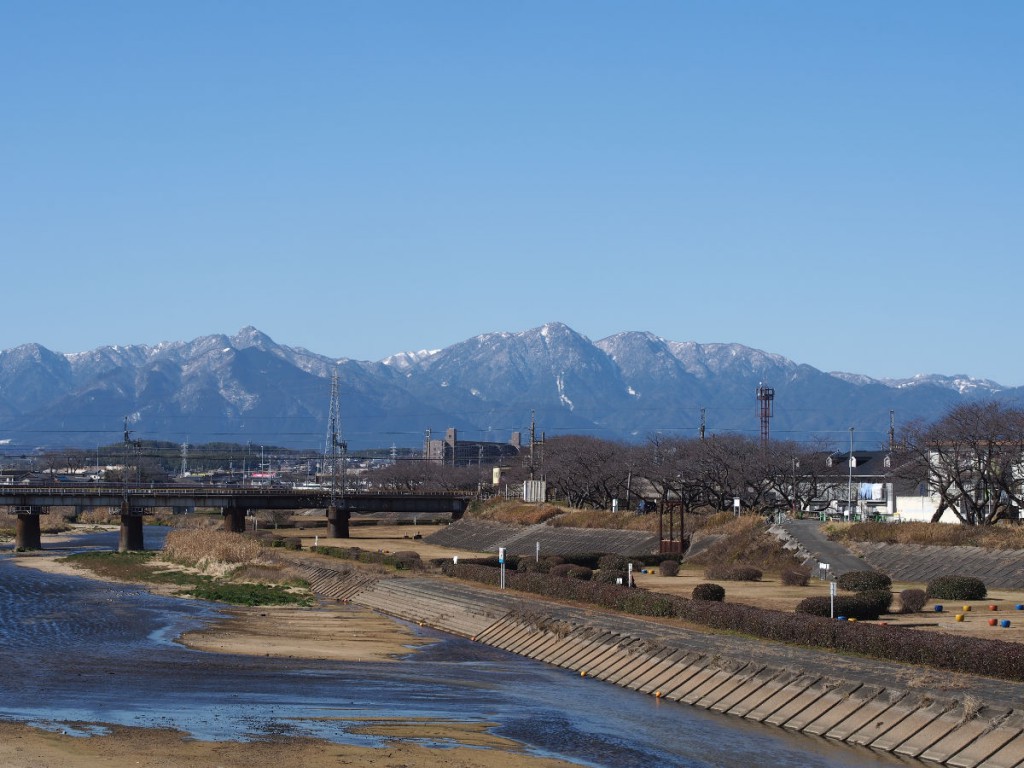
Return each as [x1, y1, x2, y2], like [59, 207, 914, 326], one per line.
[0, 720, 579, 768]
[7, 548, 583, 767]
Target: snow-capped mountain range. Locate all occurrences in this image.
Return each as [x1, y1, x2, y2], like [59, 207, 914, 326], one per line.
[0, 323, 1016, 450]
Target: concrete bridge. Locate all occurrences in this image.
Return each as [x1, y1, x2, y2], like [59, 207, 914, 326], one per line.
[0, 484, 472, 552]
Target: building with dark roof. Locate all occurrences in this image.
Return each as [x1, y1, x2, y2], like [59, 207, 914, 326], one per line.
[423, 428, 521, 467]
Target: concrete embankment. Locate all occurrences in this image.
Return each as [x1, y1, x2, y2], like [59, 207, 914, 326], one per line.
[297, 561, 1024, 768]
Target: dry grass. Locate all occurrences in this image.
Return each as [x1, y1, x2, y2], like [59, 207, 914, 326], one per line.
[685, 513, 803, 574]
[465, 499, 566, 525]
[547, 508, 659, 531]
[228, 562, 300, 586]
[827, 521, 1024, 550]
[39, 510, 73, 533]
[77, 508, 119, 525]
[162, 529, 263, 573]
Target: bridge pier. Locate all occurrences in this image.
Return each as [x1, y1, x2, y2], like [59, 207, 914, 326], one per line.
[327, 504, 349, 538]
[15, 507, 42, 550]
[223, 508, 246, 533]
[119, 503, 145, 552]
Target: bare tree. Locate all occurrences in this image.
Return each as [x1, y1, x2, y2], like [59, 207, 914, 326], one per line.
[367, 460, 429, 492]
[543, 435, 629, 508]
[366, 459, 481, 493]
[693, 435, 768, 510]
[897, 402, 1024, 525]
[762, 439, 842, 515]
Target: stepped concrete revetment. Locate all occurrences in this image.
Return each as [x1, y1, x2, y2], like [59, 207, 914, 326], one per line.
[292, 559, 1024, 768]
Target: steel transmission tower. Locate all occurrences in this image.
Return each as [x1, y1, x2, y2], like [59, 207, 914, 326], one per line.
[324, 369, 349, 537]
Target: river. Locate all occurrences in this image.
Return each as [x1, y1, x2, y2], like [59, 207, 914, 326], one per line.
[0, 528, 907, 768]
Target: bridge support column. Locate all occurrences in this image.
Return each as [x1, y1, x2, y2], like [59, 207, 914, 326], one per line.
[223, 508, 246, 533]
[15, 508, 42, 550]
[119, 502, 145, 552]
[327, 504, 349, 538]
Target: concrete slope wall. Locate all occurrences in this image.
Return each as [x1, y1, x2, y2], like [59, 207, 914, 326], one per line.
[856, 542, 1024, 590]
[295, 562, 1024, 768]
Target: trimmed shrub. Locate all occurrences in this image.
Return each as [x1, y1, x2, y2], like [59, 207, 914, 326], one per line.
[692, 583, 725, 602]
[796, 592, 888, 621]
[780, 567, 811, 586]
[594, 569, 627, 585]
[857, 589, 894, 616]
[704, 564, 762, 582]
[598, 554, 628, 572]
[539, 555, 566, 573]
[927, 575, 987, 601]
[899, 588, 928, 613]
[391, 551, 422, 570]
[836, 570, 892, 593]
[560, 553, 603, 569]
[516, 558, 543, 572]
[549, 564, 593, 580]
[659, 560, 680, 577]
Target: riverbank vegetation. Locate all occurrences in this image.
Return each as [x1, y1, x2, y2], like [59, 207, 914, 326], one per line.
[0, 509, 73, 538]
[63, 530, 313, 607]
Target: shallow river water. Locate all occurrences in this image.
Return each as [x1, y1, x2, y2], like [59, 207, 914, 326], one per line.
[0, 529, 909, 768]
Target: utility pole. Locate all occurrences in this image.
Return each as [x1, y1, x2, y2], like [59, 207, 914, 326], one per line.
[889, 409, 896, 453]
[699, 407, 706, 441]
[848, 426, 855, 521]
[529, 410, 536, 480]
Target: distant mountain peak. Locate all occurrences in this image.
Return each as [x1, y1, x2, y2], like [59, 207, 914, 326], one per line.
[230, 326, 276, 350]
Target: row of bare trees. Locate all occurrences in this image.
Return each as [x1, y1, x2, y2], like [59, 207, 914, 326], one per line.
[366, 401, 1024, 527]
[896, 402, 1024, 525]
[542, 434, 845, 515]
[363, 434, 845, 513]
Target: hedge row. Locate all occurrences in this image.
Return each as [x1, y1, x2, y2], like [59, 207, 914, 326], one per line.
[440, 563, 1024, 682]
[313, 546, 422, 570]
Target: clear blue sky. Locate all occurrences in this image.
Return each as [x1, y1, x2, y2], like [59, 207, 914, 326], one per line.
[3, 2, 1021, 383]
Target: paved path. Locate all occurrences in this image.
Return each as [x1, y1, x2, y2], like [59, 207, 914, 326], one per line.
[773, 519, 872, 576]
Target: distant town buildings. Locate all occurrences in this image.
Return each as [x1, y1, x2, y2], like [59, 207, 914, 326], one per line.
[423, 428, 521, 467]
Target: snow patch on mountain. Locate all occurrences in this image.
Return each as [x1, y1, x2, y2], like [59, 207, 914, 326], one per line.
[555, 373, 574, 410]
[382, 349, 440, 370]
